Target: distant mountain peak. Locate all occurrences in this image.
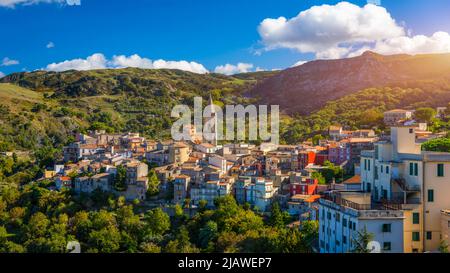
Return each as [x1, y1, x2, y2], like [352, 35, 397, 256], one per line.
[248, 52, 450, 115]
[360, 51, 384, 58]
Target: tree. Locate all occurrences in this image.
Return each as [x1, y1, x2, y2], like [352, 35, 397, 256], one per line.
[311, 172, 326, 185]
[114, 165, 127, 191]
[414, 107, 437, 124]
[439, 240, 449, 253]
[352, 226, 375, 253]
[164, 226, 199, 253]
[146, 170, 160, 197]
[27, 212, 50, 238]
[88, 227, 121, 253]
[198, 199, 208, 213]
[320, 161, 344, 183]
[422, 137, 450, 152]
[268, 203, 290, 229]
[145, 208, 170, 236]
[198, 221, 218, 249]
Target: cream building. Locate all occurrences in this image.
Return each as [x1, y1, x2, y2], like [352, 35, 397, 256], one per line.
[359, 126, 450, 252]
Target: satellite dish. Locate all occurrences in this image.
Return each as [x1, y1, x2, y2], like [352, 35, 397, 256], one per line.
[367, 241, 381, 253]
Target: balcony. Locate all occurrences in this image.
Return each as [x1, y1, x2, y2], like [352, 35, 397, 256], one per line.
[391, 178, 421, 192]
[321, 192, 402, 211]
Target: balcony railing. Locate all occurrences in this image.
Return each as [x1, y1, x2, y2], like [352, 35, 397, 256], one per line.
[322, 193, 403, 211]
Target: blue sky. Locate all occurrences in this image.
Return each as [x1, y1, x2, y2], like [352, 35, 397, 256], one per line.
[1, 0, 450, 76]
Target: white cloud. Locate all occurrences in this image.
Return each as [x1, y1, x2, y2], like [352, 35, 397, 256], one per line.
[111, 54, 209, 74]
[46, 53, 107, 71]
[214, 63, 254, 75]
[46, 41, 55, 49]
[258, 1, 450, 59]
[0, 71, 5, 78]
[111, 54, 153, 69]
[0, 0, 80, 8]
[1, 57, 19, 66]
[45, 53, 210, 74]
[291, 60, 307, 67]
[371, 31, 450, 55]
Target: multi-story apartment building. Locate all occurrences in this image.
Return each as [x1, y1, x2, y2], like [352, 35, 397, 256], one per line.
[359, 126, 450, 252]
[123, 161, 149, 201]
[173, 175, 190, 204]
[245, 177, 276, 212]
[190, 180, 232, 207]
[319, 191, 405, 253]
[169, 142, 190, 165]
[320, 126, 450, 253]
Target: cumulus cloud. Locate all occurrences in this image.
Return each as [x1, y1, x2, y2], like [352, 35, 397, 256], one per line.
[257, 1, 450, 59]
[0, 0, 80, 8]
[0, 71, 5, 78]
[46, 41, 55, 49]
[371, 31, 450, 55]
[258, 2, 404, 59]
[1, 57, 19, 66]
[214, 63, 254, 75]
[46, 53, 107, 71]
[45, 53, 210, 74]
[110, 54, 209, 74]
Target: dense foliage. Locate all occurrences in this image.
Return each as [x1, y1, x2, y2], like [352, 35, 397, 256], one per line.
[0, 184, 317, 253]
[280, 87, 450, 144]
[422, 138, 450, 152]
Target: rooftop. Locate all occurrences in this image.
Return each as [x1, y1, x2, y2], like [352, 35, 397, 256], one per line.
[343, 175, 361, 184]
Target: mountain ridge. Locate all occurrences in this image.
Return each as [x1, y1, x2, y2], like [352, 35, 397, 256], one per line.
[247, 51, 450, 114]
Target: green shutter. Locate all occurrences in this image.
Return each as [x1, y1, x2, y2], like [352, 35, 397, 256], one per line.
[412, 232, 420, 242]
[412, 213, 420, 224]
[438, 164, 444, 177]
[410, 163, 414, 176]
[428, 189, 434, 202]
[414, 163, 418, 176]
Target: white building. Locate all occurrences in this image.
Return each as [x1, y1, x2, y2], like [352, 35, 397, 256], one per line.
[319, 191, 405, 253]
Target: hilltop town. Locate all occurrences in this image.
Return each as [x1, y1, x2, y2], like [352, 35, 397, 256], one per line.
[33, 106, 450, 253]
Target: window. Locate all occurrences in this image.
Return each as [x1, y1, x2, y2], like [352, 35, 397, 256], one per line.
[364, 159, 367, 171]
[368, 160, 371, 171]
[336, 240, 340, 246]
[383, 242, 392, 251]
[367, 183, 371, 193]
[426, 232, 432, 240]
[381, 165, 384, 173]
[322, 225, 325, 232]
[437, 164, 445, 177]
[410, 163, 419, 176]
[382, 224, 392, 233]
[343, 236, 347, 244]
[412, 232, 420, 242]
[336, 213, 341, 223]
[327, 212, 331, 220]
[386, 166, 390, 174]
[343, 218, 347, 227]
[412, 213, 420, 224]
[428, 189, 434, 202]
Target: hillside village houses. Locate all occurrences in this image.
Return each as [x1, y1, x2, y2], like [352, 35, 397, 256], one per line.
[43, 105, 450, 253]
